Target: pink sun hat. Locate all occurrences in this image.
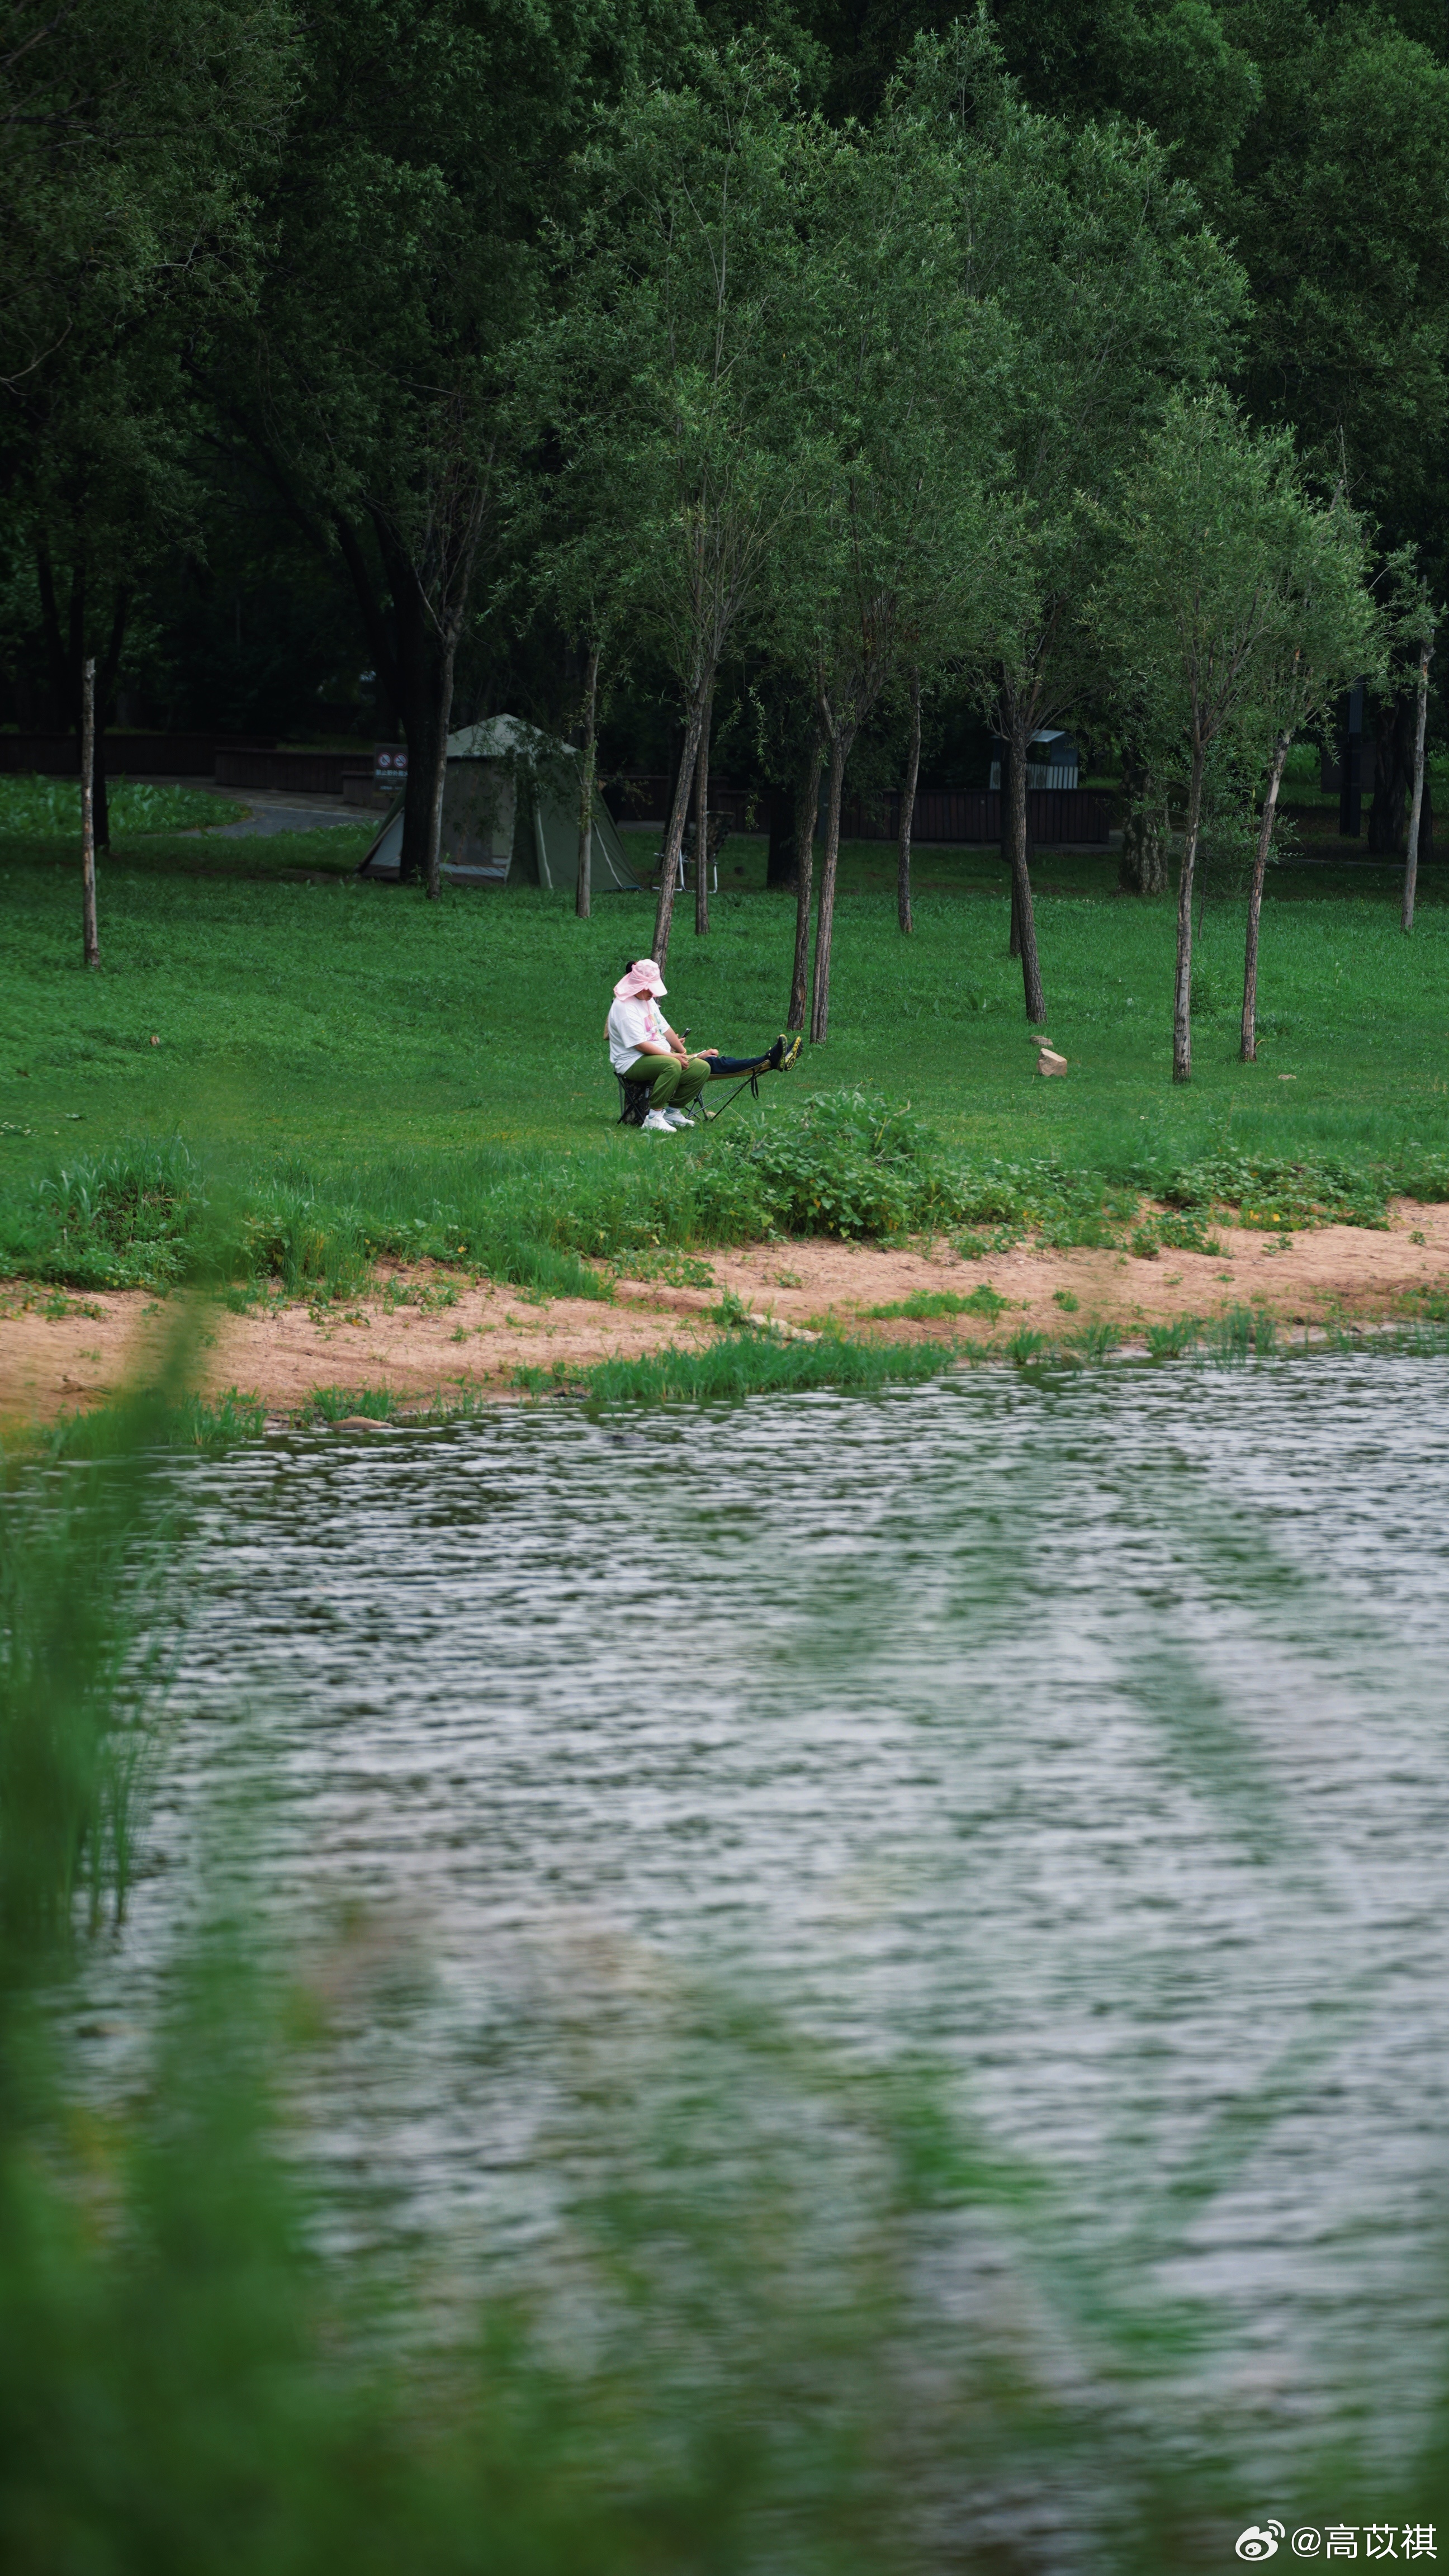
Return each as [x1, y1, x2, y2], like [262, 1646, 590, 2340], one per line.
[613, 959, 667, 1000]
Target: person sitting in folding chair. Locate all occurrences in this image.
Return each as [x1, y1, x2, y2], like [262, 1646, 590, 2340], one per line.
[606, 959, 801, 1133]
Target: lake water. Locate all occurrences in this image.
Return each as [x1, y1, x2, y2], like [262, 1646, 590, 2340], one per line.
[79, 1352, 1449, 2487]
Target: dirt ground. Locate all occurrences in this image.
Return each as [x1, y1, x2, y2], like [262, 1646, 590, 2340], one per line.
[4, 1199, 1448, 1427]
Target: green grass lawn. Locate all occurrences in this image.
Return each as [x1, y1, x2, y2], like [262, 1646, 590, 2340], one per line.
[0, 810, 1446, 1290]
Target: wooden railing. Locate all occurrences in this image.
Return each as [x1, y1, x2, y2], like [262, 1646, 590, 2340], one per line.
[605, 776, 1114, 846]
[0, 732, 275, 777]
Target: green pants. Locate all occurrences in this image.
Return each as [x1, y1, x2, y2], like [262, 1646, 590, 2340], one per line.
[621, 1053, 712, 1110]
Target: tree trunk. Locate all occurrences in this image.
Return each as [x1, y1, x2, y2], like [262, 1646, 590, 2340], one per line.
[80, 657, 98, 969]
[1402, 645, 1432, 934]
[809, 731, 850, 1045]
[1173, 744, 1207, 1083]
[371, 507, 474, 891]
[34, 550, 128, 849]
[36, 545, 72, 726]
[1240, 730, 1290, 1062]
[422, 627, 460, 902]
[91, 584, 129, 855]
[1118, 762, 1168, 894]
[788, 740, 823, 1030]
[897, 666, 920, 936]
[1367, 690, 1419, 855]
[1001, 733, 1020, 956]
[575, 639, 599, 920]
[651, 688, 708, 967]
[334, 510, 403, 730]
[1006, 718, 1045, 1023]
[765, 788, 795, 886]
[694, 683, 713, 938]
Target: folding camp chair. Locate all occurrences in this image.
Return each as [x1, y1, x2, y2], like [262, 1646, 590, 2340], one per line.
[615, 1072, 652, 1126]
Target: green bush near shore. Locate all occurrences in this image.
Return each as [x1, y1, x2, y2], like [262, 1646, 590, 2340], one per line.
[1, 1100, 1444, 1301]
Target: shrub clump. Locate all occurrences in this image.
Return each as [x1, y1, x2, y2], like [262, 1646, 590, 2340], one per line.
[722, 1091, 964, 1239]
[16, 1142, 205, 1287]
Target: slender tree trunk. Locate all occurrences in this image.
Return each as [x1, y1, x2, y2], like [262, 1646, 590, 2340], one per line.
[897, 666, 920, 936]
[1000, 733, 1020, 956]
[765, 788, 796, 886]
[694, 681, 714, 938]
[389, 575, 442, 884]
[809, 731, 850, 1045]
[91, 584, 129, 855]
[36, 545, 71, 724]
[788, 738, 824, 1030]
[372, 507, 475, 891]
[1240, 730, 1290, 1062]
[1402, 645, 1432, 933]
[575, 638, 599, 920]
[1007, 718, 1045, 1023]
[1173, 744, 1208, 1083]
[80, 657, 98, 969]
[334, 510, 404, 727]
[91, 721, 110, 859]
[1368, 692, 1413, 855]
[1119, 761, 1167, 894]
[423, 631, 459, 902]
[34, 547, 124, 851]
[651, 687, 708, 967]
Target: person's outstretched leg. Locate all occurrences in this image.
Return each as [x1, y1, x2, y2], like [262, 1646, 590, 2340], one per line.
[707, 1034, 803, 1077]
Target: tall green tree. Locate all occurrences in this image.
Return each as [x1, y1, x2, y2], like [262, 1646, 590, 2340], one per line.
[1231, 494, 1377, 1054]
[775, 91, 1003, 1040]
[917, 22, 1243, 1025]
[1, 0, 292, 837]
[0, 0, 290, 396]
[1095, 389, 1363, 1084]
[553, 48, 815, 964]
[218, 0, 691, 895]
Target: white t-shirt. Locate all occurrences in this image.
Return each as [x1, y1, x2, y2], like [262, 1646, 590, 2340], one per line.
[608, 993, 668, 1072]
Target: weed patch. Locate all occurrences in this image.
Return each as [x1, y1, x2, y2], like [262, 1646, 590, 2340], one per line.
[1130, 1210, 1224, 1259]
[519, 1332, 968, 1407]
[44, 1385, 267, 1458]
[865, 1281, 1010, 1322]
[1146, 1316, 1204, 1358]
[1213, 1305, 1279, 1357]
[302, 1385, 397, 1423]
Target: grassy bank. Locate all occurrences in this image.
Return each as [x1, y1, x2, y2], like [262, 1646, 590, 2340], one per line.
[1, 821, 1447, 1294]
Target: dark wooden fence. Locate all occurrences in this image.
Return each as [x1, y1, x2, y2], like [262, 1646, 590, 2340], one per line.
[605, 775, 1113, 846]
[607, 776, 763, 832]
[0, 732, 275, 777]
[842, 787, 1112, 845]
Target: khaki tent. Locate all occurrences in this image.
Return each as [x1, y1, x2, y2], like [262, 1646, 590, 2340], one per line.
[357, 715, 641, 892]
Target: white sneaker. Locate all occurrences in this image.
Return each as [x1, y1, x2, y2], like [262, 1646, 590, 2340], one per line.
[641, 1109, 675, 1134]
[664, 1108, 695, 1129]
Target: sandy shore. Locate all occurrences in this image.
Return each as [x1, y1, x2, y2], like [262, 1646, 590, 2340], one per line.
[3, 1198, 1448, 1427]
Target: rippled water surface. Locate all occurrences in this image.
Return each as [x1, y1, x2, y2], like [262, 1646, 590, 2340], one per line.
[86, 1353, 1449, 2456]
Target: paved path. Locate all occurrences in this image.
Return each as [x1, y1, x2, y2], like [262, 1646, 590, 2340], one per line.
[129, 774, 375, 837]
